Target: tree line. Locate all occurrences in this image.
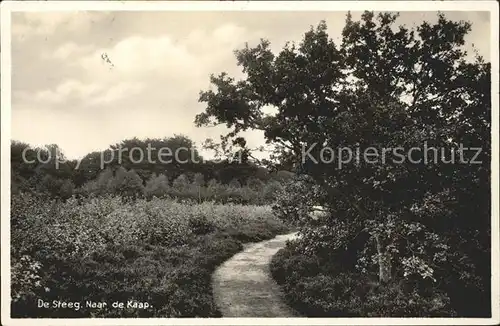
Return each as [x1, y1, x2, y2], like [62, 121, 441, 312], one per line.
[11, 135, 294, 203]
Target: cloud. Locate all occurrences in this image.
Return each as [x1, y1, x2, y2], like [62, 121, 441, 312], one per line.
[10, 12, 491, 160]
[11, 21, 265, 158]
[79, 35, 202, 79]
[78, 23, 260, 81]
[91, 82, 146, 106]
[15, 78, 145, 110]
[12, 12, 107, 40]
[50, 42, 94, 60]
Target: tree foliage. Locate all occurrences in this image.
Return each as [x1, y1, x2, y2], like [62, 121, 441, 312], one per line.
[196, 12, 491, 316]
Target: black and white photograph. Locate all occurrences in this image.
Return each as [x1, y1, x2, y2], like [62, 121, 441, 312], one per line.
[1, 1, 498, 325]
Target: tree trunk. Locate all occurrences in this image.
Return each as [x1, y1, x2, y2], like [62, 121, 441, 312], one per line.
[374, 233, 392, 284]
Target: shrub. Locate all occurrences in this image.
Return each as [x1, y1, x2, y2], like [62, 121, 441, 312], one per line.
[188, 214, 216, 235]
[361, 281, 456, 317]
[290, 273, 364, 316]
[271, 240, 456, 317]
[272, 176, 326, 225]
[39, 175, 75, 199]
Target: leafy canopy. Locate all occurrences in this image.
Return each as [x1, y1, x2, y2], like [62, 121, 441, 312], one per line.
[195, 11, 490, 293]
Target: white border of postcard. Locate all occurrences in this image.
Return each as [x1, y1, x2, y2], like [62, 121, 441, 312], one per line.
[1, 1, 499, 325]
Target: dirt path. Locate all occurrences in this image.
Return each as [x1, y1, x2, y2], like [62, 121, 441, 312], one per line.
[212, 232, 299, 317]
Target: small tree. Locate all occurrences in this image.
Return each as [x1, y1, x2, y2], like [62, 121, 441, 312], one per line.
[96, 168, 115, 195]
[206, 179, 224, 201]
[112, 167, 144, 199]
[172, 174, 190, 192]
[191, 173, 205, 202]
[193, 173, 205, 187]
[144, 173, 170, 198]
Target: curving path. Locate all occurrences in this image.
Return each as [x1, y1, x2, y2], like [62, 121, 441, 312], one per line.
[212, 232, 299, 317]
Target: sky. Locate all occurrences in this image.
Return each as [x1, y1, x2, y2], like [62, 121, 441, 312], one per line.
[10, 10, 491, 160]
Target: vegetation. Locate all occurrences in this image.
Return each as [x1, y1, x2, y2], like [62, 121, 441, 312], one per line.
[11, 134, 292, 318]
[195, 12, 491, 317]
[10, 10, 491, 318]
[11, 192, 288, 317]
[12, 137, 293, 204]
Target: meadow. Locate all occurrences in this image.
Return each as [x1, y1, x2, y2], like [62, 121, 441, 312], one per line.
[11, 193, 289, 317]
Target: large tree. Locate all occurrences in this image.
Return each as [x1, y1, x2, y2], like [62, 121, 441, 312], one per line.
[195, 12, 490, 315]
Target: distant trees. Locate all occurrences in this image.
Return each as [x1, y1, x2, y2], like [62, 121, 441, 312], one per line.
[11, 133, 294, 204]
[11, 141, 75, 199]
[11, 139, 290, 205]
